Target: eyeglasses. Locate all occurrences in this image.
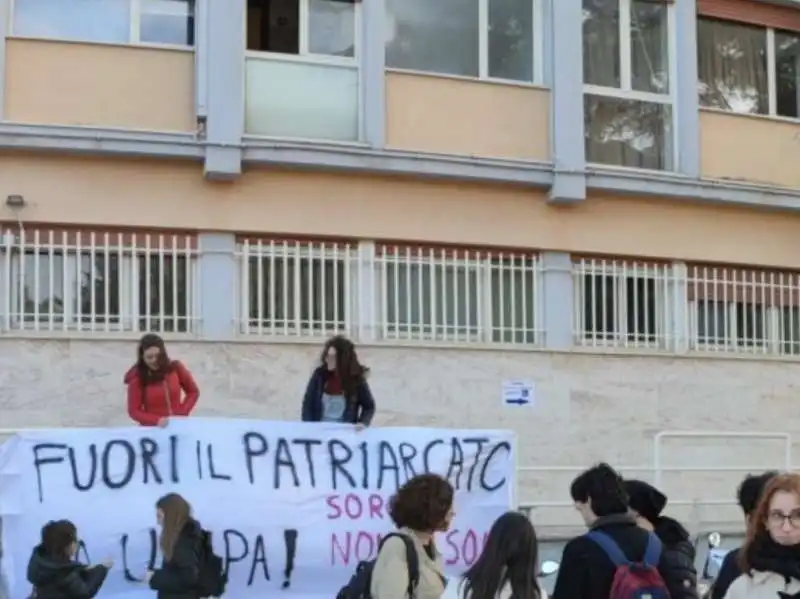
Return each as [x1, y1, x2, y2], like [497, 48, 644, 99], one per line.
[767, 510, 800, 529]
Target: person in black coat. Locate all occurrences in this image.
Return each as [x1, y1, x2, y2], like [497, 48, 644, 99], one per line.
[27, 520, 110, 599]
[145, 493, 203, 599]
[301, 335, 375, 426]
[552, 463, 671, 599]
[624, 479, 699, 599]
[709, 471, 778, 599]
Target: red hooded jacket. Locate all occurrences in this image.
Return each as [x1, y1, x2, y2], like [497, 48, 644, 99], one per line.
[125, 361, 200, 426]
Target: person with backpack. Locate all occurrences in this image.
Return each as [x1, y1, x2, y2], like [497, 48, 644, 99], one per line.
[27, 520, 111, 599]
[145, 493, 225, 599]
[710, 471, 778, 599]
[126, 334, 200, 427]
[722, 473, 800, 599]
[366, 474, 453, 599]
[301, 336, 375, 427]
[624, 479, 699, 599]
[552, 463, 670, 599]
[442, 511, 546, 599]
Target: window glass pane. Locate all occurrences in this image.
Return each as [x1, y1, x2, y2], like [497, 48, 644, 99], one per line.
[626, 276, 657, 342]
[14, 253, 67, 321]
[583, 0, 620, 87]
[140, 0, 195, 46]
[780, 306, 800, 355]
[488, 0, 534, 82]
[584, 95, 672, 170]
[386, 0, 479, 77]
[491, 262, 536, 344]
[138, 255, 191, 333]
[631, 0, 669, 93]
[697, 18, 767, 114]
[734, 302, 765, 346]
[582, 274, 617, 337]
[76, 254, 121, 323]
[696, 300, 727, 345]
[309, 0, 355, 57]
[13, 0, 130, 43]
[775, 30, 800, 119]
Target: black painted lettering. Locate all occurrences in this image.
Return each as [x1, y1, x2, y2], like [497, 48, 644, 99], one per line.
[223, 529, 249, 575]
[242, 432, 267, 484]
[76, 540, 91, 565]
[32, 443, 67, 502]
[446, 437, 465, 490]
[196, 440, 204, 480]
[327, 439, 355, 490]
[397, 443, 418, 482]
[121, 528, 157, 581]
[248, 535, 269, 585]
[292, 439, 322, 488]
[376, 441, 400, 490]
[422, 439, 444, 473]
[169, 435, 179, 483]
[461, 437, 489, 491]
[139, 438, 162, 485]
[274, 438, 299, 489]
[207, 444, 232, 481]
[102, 440, 136, 490]
[479, 441, 511, 492]
[68, 444, 98, 492]
[358, 442, 369, 489]
[282, 529, 298, 589]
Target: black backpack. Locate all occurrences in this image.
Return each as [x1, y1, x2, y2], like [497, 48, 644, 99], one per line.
[336, 533, 419, 599]
[196, 530, 227, 598]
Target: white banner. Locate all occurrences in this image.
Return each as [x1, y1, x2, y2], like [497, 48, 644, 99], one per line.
[0, 418, 515, 599]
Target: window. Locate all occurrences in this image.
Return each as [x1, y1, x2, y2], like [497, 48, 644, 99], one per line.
[385, 0, 537, 82]
[2, 230, 196, 333]
[694, 300, 767, 348]
[247, 0, 358, 58]
[583, 0, 673, 170]
[574, 259, 668, 348]
[239, 240, 352, 336]
[379, 248, 540, 345]
[12, 0, 195, 46]
[698, 19, 800, 118]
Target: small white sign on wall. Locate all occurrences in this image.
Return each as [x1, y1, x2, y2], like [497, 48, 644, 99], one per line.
[502, 380, 535, 407]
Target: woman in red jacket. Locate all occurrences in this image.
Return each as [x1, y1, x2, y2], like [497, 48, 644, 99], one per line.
[126, 333, 200, 427]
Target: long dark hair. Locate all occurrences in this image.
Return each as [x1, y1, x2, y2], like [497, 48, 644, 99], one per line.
[156, 493, 191, 561]
[320, 335, 368, 400]
[40, 520, 78, 560]
[136, 333, 174, 384]
[459, 512, 541, 599]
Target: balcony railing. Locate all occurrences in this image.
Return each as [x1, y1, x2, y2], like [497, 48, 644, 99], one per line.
[0, 227, 199, 334]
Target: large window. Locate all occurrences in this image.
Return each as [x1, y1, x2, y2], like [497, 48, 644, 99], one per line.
[582, 0, 673, 170]
[698, 19, 800, 118]
[246, 0, 358, 58]
[12, 0, 195, 46]
[379, 247, 541, 345]
[385, 0, 538, 83]
[2, 229, 197, 333]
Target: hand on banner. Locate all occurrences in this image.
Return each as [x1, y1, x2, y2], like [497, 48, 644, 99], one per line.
[157, 417, 169, 428]
[354, 423, 364, 431]
[101, 559, 114, 569]
[143, 570, 154, 583]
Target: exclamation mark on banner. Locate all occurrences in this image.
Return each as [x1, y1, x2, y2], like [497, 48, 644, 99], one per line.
[281, 529, 298, 589]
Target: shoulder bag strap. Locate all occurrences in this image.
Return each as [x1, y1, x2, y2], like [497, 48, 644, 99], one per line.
[163, 380, 173, 416]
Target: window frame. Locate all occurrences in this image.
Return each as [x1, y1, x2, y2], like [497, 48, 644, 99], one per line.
[697, 18, 800, 120]
[376, 249, 543, 346]
[385, 0, 544, 85]
[8, 0, 196, 49]
[2, 247, 198, 334]
[582, 0, 679, 170]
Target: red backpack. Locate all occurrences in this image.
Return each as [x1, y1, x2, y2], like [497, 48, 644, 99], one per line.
[585, 530, 670, 599]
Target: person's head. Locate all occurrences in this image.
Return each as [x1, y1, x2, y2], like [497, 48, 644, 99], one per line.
[389, 474, 455, 535]
[137, 333, 170, 372]
[570, 463, 628, 525]
[40, 520, 78, 560]
[741, 473, 800, 570]
[156, 493, 191, 560]
[461, 511, 541, 599]
[320, 335, 368, 393]
[624, 479, 667, 530]
[738, 471, 779, 524]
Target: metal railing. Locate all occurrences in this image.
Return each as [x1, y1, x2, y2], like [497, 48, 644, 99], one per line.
[0, 227, 199, 334]
[575, 259, 800, 356]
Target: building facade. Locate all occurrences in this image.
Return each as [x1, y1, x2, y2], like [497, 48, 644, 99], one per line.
[1, 0, 800, 529]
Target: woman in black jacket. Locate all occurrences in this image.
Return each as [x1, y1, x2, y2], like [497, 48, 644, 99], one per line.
[624, 479, 699, 599]
[27, 520, 110, 599]
[301, 335, 375, 427]
[145, 493, 203, 599]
